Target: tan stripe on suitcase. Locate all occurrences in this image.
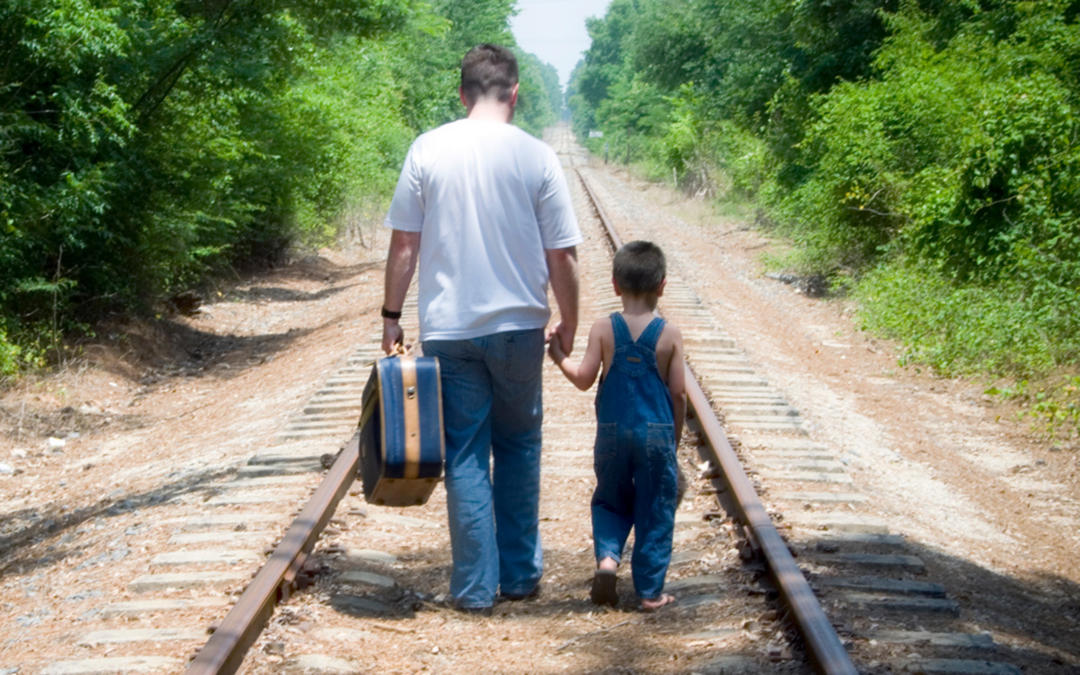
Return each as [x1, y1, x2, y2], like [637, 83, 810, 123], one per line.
[400, 355, 421, 480]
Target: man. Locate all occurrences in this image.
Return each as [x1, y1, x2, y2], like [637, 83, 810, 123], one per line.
[380, 44, 581, 614]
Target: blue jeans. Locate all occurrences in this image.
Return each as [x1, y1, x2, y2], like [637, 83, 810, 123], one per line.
[422, 329, 545, 609]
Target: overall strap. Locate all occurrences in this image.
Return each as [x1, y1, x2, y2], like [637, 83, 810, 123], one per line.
[636, 316, 667, 351]
[609, 313, 633, 348]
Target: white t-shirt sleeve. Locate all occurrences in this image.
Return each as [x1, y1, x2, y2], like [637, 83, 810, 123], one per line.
[384, 143, 425, 233]
[536, 148, 583, 250]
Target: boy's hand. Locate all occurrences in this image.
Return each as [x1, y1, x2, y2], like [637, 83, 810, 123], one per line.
[547, 335, 566, 362]
[544, 332, 570, 362]
[549, 317, 602, 391]
[546, 320, 575, 356]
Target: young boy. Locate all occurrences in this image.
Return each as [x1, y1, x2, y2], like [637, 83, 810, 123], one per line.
[548, 240, 686, 611]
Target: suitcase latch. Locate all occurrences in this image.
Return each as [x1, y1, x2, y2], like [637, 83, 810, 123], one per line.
[406, 386, 416, 399]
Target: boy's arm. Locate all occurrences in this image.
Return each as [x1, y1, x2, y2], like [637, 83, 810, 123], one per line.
[665, 326, 687, 443]
[549, 320, 604, 391]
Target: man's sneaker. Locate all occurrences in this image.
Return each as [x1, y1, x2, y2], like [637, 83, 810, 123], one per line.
[455, 605, 493, 617]
[498, 586, 540, 602]
[590, 569, 618, 607]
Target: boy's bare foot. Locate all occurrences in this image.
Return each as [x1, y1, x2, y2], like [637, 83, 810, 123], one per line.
[640, 593, 675, 612]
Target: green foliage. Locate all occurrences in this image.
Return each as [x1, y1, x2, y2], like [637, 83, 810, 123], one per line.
[657, 86, 769, 197]
[988, 376, 1080, 440]
[574, 0, 1080, 436]
[0, 0, 556, 373]
[658, 85, 702, 179]
[514, 51, 561, 137]
[1, 0, 421, 324]
[856, 260, 1080, 375]
[535, 56, 563, 117]
[779, 4, 1080, 268]
[0, 328, 20, 378]
[567, 0, 639, 139]
[772, 2, 1080, 386]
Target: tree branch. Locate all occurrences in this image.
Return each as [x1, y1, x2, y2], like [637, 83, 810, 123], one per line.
[846, 206, 908, 219]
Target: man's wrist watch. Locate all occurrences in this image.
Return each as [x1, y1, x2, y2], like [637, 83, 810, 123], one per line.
[381, 306, 402, 320]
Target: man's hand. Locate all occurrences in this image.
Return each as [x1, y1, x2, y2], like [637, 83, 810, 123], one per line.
[545, 246, 579, 355]
[547, 320, 575, 357]
[547, 328, 567, 363]
[382, 321, 404, 354]
[381, 229, 419, 354]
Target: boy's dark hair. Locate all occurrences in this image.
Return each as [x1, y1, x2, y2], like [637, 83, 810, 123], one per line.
[613, 241, 666, 295]
[461, 44, 519, 105]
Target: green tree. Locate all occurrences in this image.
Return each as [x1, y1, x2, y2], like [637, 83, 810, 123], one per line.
[568, 0, 639, 138]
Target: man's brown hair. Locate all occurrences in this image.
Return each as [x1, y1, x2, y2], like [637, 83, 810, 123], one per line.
[460, 44, 519, 105]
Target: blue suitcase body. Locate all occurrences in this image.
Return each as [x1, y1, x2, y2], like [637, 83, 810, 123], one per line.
[359, 353, 444, 507]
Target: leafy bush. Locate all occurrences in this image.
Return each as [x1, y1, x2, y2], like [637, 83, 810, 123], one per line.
[570, 0, 1080, 435]
[0, 328, 20, 378]
[856, 260, 1080, 375]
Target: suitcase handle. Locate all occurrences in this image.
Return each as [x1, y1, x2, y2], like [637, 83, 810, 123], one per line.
[391, 342, 418, 358]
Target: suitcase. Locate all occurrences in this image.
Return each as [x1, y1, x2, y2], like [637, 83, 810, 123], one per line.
[358, 351, 445, 507]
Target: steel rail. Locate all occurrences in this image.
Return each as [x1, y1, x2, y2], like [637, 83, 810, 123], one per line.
[185, 432, 361, 675]
[575, 167, 858, 675]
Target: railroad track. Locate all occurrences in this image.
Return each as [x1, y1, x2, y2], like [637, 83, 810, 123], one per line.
[19, 125, 1030, 675]
[556, 127, 1024, 675]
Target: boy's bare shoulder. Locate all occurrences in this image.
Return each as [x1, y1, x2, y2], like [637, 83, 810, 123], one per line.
[657, 320, 684, 353]
[661, 320, 684, 342]
[590, 316, 614, 336]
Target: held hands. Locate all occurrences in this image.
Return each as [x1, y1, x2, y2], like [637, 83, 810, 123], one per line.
[547, 331, 567, 363]
[545, 320, 597, 392]
[546, 320, 575, 358]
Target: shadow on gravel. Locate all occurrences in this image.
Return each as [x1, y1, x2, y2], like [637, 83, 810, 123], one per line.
[130, 320, 320, 382]
[0, 465, 235, 578]
[0, 323, 318, 442]
[219, 257, 379, 305]
[240, 256, 380, 286]
[116, 260, 382, 382]
[83, 257, 377, 382]
[222, 283, 362, 305]
[799, 535, 1080, 675]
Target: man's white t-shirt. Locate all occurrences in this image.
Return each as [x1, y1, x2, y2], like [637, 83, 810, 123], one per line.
[384, 119, 582, 341]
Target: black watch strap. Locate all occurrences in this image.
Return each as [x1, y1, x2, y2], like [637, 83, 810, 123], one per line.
[381, 306, 402, 320]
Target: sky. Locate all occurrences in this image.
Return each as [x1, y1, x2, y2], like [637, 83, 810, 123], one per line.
[510, 0, 612, 90]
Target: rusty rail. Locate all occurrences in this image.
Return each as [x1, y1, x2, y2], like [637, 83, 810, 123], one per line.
[575, 168, 858, 675]
[185, 432, 361, 675]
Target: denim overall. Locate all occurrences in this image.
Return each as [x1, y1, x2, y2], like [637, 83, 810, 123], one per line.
[592, 313, 678, 600]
